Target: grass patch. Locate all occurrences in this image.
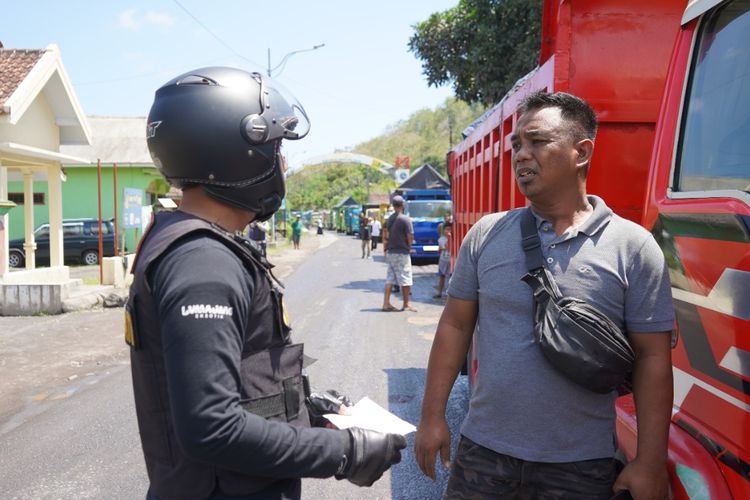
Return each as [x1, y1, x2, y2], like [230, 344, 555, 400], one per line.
[82, 276, 101, 285]
[266, 238, 292, 256]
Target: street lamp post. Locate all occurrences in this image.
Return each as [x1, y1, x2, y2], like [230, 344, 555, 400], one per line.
[266, 44, 324, 243]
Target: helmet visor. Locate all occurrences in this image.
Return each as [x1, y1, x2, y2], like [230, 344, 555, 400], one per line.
[262, 76, 310, 141]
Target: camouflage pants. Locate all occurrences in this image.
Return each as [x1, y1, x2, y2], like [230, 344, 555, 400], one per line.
[444, 437, 617, 500]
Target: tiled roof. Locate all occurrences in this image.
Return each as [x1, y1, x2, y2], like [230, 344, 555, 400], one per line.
[0, 49, 45, 111]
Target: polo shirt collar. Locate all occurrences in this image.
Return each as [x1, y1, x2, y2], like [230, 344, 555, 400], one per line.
[530, 195, 613, 237]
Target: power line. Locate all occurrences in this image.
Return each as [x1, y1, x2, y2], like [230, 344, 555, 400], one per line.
[73, 58, 233, 86]
[75, 0, 264, 87]
[171, 0, 263, 68]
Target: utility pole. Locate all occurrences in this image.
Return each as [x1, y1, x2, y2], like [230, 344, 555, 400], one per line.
[365, 166, 370, 203]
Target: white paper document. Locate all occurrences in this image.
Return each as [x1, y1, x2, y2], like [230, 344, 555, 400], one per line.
[324, 396, 417, 435]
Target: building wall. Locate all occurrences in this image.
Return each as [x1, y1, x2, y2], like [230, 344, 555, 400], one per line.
[0, 94, 60, 150]
[7, 165, 164, 252]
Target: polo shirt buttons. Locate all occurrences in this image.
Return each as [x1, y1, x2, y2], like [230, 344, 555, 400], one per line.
[547, 257, 553, 263]
[550, 244, 556, 249]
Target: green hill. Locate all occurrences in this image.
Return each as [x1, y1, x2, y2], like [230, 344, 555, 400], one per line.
[285, 162, 395, 211]
[285, 97, 485, 211]
[353, 97, 486, 177]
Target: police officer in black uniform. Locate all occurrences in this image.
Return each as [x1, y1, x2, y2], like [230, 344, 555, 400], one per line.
[127, 67, 406, 500]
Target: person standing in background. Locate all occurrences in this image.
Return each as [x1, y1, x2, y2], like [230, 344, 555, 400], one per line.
[433, 222, 452, 300]
[382, 195, 416, 312]
[370, 216, 381, 251]
[251, 220, 269, 257]
[361, 218, 372, 258]
[291, 214, 302, 249]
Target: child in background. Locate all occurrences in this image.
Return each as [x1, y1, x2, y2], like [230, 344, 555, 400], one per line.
[433, 222, 452, 299]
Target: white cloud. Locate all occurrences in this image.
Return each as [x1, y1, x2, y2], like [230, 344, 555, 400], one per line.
[118, 8, 174, 31]
[145, 11, 175, 28]
[119, 8, 140, 31]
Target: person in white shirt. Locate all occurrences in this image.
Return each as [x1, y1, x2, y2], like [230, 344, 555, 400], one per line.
[370, 217, 382, 250]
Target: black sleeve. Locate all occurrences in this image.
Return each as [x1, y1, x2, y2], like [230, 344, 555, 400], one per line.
[151, 237, 346, 478]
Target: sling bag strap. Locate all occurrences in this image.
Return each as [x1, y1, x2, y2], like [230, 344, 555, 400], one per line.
[520, 208, 564, 300]
[520, 208, 546, 272]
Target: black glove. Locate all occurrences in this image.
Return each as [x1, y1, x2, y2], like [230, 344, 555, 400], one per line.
[335, 427, 407, 487]
[306, 390, 353, 427]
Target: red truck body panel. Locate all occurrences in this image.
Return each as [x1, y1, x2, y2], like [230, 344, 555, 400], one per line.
[449, 0, 684, 245]
[449, 0, 750, 497]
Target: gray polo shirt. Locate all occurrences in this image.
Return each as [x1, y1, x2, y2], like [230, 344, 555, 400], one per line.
[448, 195, 674, 462]
[385, 212, 413, 254]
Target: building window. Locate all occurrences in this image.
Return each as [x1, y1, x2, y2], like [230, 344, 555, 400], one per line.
[8, 192, 46, 205]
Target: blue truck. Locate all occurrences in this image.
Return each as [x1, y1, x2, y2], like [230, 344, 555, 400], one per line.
[344, 205, 362, 235]
[399, 189, 452, 262]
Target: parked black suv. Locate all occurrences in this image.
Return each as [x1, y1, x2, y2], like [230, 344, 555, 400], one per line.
[8, 218, 117, 267]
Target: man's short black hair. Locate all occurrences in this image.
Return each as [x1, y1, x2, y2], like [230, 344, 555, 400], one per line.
[519, 91, 598, 141]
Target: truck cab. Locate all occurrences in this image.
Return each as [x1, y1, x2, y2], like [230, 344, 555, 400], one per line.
[620, 1, 750, 497]
[401, 189, 452, 262]
[344, 206, 362, 236]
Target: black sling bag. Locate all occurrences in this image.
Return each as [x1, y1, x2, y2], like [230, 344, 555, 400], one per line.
[519, 208, 634, 394]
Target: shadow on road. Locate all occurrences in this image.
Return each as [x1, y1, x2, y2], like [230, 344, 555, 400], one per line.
[385, 367, 470, 500]
[337, 279, 384, 294]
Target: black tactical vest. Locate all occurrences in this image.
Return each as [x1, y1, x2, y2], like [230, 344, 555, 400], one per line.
[127, 211, 310, 499]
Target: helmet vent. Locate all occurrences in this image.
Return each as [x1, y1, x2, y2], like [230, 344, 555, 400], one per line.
[177, 74, 218, 86]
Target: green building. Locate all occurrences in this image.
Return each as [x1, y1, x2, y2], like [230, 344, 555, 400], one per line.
[6, 116, 171, 252]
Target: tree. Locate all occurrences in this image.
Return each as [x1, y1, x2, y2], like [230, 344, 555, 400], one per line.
[354, 97, 484, 177]
[409, 0, 543, 105]
[285, 163, 395, 211]
[285, 98, 486, 210]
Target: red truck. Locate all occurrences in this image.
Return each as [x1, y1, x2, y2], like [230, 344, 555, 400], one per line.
[448, 0, 750, 497]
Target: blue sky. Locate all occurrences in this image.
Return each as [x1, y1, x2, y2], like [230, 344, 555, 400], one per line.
[2, 1, 458, 169]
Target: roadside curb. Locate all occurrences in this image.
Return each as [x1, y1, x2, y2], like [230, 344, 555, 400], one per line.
[61, 286, 129, 313]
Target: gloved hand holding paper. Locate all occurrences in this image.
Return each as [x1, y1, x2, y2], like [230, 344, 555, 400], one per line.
[324, 396, 416, 435]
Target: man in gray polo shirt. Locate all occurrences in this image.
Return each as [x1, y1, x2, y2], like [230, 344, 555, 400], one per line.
[415, 92, 674, 499]
[382, 195, 416, 312]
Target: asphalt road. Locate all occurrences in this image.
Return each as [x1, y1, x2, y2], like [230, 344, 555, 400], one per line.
[0, 231, 469, 499]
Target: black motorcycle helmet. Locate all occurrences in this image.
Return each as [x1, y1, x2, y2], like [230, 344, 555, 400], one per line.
[146, 67, 310, 221]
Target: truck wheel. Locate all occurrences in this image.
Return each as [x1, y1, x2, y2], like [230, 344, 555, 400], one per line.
[82, 250, 99, 266]
[8, 250, 24, 268]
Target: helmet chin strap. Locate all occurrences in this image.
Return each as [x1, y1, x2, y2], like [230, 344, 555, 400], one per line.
[252, 146, 284, 221]
[253, 193, 282, 222]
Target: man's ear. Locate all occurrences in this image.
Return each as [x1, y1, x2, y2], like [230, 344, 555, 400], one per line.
[575, 138, 594, 168]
